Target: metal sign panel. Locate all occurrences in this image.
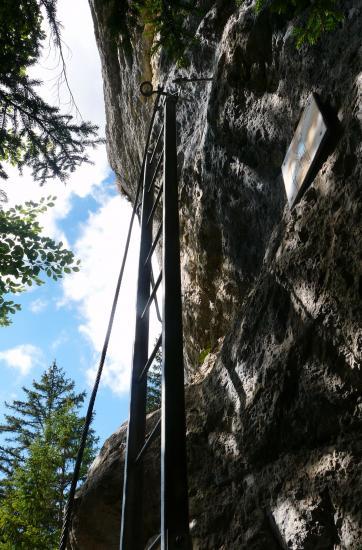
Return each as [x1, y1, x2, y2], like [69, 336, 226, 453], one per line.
[282, 94, 327, 206]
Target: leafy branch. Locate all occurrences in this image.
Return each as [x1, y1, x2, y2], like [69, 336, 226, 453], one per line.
[0, 0, 104, 183]
[0, 197, 80, 326]
[131, 0, 201, 66]
[251, 0, 343, 47]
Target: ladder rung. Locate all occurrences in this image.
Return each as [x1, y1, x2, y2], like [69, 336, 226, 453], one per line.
[138, 334, 162, 383]
[146, 534, 161, 550]
[135, 419, 161, 465]
[148, 153, 163, 193]
[150, 123, 164, 166]
[150, 269, 162, 323]
[144, 223, 162, 266]
[141, 271, 162, 319]
[147, 184, 163, 226]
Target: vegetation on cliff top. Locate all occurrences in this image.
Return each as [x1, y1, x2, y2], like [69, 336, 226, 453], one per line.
[252, 0, 343, 48]
[106, 0, 344, 65]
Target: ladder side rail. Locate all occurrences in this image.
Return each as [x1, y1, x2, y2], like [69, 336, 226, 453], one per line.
[161, 95, 191, 550]
[120, 152, 154, 550]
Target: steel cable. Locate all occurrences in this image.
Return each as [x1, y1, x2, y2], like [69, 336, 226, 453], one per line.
[59, 92, 162, 550]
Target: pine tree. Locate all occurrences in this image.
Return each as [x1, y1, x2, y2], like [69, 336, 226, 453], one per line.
[0, 0, 103, 184]
[146, 343, 162, 414]
[0, 437, 61, 549]
[0, 361, 98, 543]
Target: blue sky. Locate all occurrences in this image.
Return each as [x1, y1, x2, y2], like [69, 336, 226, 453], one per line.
[0, 176, 137, 444]
[0, 0, 161, 447]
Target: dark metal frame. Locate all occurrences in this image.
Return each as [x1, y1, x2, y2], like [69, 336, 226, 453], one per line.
[161, 96, 190, 549]
[120, 151, 153, 549]
[120, 94, 191, 550]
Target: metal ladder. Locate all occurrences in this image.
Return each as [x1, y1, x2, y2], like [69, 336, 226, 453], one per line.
[120, 92, 191, 550]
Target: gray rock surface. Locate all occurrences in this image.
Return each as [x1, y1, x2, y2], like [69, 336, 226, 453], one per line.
[69, 412, 160, 549]
[70, 0, 362, 547]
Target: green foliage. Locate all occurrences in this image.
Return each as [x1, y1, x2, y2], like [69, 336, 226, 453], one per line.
[237, 0, 343, 47]
[0, 0, 43, 80]
[146, 342, 162, 413]
[0, 0, 103, 183]
[97, 0, 199, 64]
[133, 1, 199, 65]
[0, 439, 61, 549]
[0, 362, 98, 548]
[198, 346, 211, 366]
[99, 0, 130, 39]
[0, 1, 100, 326]
[0, 197, 80, 326]
[113, 0, 343, 66]
[291, 2, 343, 47]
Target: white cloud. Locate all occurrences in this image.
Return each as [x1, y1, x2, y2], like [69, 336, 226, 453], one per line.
[0, 344, 43, 376]
[61, 195, 142, 394]
[60, 193, 162, 396]
[51, 331, 69, 351]
[86, 358, 131, 398]
[29, 298, 47, 314]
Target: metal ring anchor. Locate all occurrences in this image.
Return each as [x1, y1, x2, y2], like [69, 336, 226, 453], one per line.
[140, 81, 172, 98]
[140, 76, 213, 98]
[140, 81, 155, 97]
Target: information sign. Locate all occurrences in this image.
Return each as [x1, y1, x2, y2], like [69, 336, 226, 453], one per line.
[282, 94, 328, 206]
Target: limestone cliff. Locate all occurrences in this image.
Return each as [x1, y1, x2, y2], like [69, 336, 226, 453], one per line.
[70, 1, 362, 548]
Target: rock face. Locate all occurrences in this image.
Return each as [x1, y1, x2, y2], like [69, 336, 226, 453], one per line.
[71, 1, 362, 548]
[69, 412, 161, 549]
